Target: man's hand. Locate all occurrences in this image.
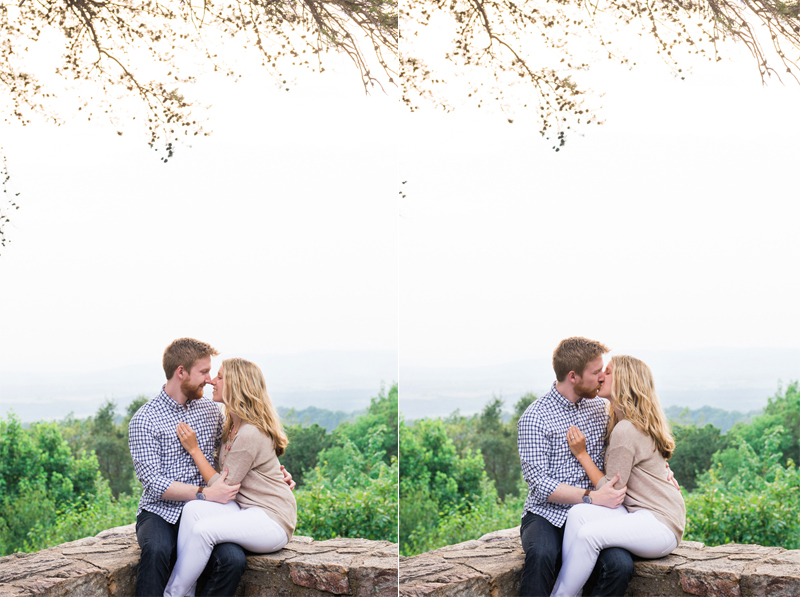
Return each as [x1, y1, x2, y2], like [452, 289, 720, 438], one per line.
[666, 463, 681, 492]
[591, 473, 626, 508]
[203, 469, 240, 503]
[280, 465, 296, 491]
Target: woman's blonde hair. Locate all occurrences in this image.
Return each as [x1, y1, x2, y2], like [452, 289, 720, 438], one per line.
[607, 355, 675, 459]
[220, 358, 288, 457]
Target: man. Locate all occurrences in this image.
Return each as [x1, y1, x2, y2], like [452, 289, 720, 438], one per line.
[129, 338, 294, 597]
[517, 337, 633, 597]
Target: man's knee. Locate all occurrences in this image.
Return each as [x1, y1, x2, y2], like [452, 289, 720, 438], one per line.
[598, 547, 634, 580]
[210, 542, 247, 575]
[136, 517, 175, 567]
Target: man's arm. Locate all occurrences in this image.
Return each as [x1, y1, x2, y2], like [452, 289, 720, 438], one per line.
[547, 475, 625, 508]
[129, 414, 238, 504]
[162, 470, 239, 503]
[129, 415, 181, 503]
[518, 414, 626, 509]
[518, 415, 562, 506]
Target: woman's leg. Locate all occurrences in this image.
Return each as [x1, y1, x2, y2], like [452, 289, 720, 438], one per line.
[551, 507, 677, 597]
[164, 501, 288, 597]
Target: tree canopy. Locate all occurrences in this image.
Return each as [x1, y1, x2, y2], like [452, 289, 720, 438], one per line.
[0, 0, 397, 249]
[0, 0, 397, 144]
[401, 0, 800, 148]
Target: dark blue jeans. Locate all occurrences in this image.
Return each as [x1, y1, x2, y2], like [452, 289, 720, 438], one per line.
[519, 511, 634, 597]
[135, 509, 247, 597]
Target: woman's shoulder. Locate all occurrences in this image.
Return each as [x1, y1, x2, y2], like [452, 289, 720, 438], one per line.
[239, 423, 275, 447]
[610, 419, 647, 442]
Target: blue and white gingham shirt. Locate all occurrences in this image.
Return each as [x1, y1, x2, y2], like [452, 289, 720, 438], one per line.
[129, 387, 223, 523]
[517, 383, 609, 527]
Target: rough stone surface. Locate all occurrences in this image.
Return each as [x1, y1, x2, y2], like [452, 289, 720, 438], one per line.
[0, 524, 398, 597]
[399, 527, 800, 597]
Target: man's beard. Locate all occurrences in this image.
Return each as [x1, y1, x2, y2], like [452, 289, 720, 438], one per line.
[181, 378, 205, 402]
[574, 379, 599, 400]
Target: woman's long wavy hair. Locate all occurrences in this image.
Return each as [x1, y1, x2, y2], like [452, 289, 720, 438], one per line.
[607, 355, 675, 460]
[220, 358, 288, 457]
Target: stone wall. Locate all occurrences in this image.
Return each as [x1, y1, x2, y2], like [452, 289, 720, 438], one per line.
[399, 527, 800, 597]
[0, 524, 398, 597]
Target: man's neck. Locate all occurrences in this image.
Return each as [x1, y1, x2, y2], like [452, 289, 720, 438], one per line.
[163, 379, 188, 406]
[555, 381, 581, 404]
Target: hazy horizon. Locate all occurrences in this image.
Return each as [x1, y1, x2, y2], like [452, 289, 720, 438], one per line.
[400, 346, 800, 420]
[0, 349, 397, 422]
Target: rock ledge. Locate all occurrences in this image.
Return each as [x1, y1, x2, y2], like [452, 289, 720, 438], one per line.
[0, 524, 398, 597]
[399, 527, 800, 596]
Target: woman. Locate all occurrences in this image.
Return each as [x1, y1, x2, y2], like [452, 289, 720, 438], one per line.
[551, 355, 685, 597]
[164, 358, 297, 597]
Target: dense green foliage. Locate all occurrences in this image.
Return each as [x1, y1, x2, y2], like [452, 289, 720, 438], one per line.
[291, 384, 398, 542]
[0, 412, 138, 555]
[669, 423, 728, 492]
[295, 426, 398, 542]
[681, 382, 800, 548]
[399, 394, 534, 556]
[400, 382, 800, 556]
[684, 429, 799, 549]
[0, 383, 398, 555]
[282, 384, 398, 487]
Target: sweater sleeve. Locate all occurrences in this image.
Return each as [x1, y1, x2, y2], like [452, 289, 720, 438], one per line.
[209, 426, 259, 486]
[596, 425, 636, 490]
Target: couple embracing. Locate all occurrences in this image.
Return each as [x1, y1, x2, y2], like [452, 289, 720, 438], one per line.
[518, 337, 686, 597]
[129, 338, 296, 597]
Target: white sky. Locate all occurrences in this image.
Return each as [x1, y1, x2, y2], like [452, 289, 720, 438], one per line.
[0, 61, 398, 373]
[400, 42, 800, 368]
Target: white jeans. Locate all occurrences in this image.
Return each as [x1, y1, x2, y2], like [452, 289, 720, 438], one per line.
[551, 504, 678, 597]
[164, 500, 289, 597]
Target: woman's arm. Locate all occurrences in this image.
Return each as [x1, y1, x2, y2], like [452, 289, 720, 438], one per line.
[566, 426, 605, 487]
[177, 422, 217, 484]
[595, 424, 636, 490]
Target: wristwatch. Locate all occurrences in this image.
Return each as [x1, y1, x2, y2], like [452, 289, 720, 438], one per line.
[582, 489, 592, 504]
[196, 486, 206, 501]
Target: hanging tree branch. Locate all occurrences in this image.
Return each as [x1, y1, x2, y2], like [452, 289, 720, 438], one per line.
[401, 0, 800, 148]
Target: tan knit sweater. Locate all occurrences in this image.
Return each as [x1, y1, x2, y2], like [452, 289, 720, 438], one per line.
[208, 423, 297, 541]
[596, 419, 686, 543]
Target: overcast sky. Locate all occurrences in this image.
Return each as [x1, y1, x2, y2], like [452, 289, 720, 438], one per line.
[0, 63, 398, 377]
[400, 42, 800, 369]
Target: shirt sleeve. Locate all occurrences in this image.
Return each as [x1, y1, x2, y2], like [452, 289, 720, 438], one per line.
[129, 414, 175, 500]
[518, 414, 560, 504]
[596, 428, 635, 489]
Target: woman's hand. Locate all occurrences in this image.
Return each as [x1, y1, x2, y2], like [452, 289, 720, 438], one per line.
[567, 425, 587, 458]
[177, 422, 199, 455]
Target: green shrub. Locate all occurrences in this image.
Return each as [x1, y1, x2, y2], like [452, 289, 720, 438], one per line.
[685, 430, 800, 549]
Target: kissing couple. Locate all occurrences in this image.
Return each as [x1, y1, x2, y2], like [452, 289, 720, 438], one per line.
[129, 338, 297, 597]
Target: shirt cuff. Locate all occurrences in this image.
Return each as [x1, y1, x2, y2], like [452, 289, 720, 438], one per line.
[208, 472, 221, 486]
[534, 476, 561, 503]
[148, 475, 174, 499]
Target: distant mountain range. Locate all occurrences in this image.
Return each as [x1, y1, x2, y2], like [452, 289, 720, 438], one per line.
[0, 350, 396, 423]
[663, 405, 762, 433]
[400, 347, 800, 421]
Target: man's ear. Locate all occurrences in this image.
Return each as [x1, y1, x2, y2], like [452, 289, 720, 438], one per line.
[567, 371, 577, 384]
[176, 365, 186, 380]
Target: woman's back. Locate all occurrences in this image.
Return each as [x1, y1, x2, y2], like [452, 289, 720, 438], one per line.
[214, 423, 298, 540]
[601, 419, 686, 542]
